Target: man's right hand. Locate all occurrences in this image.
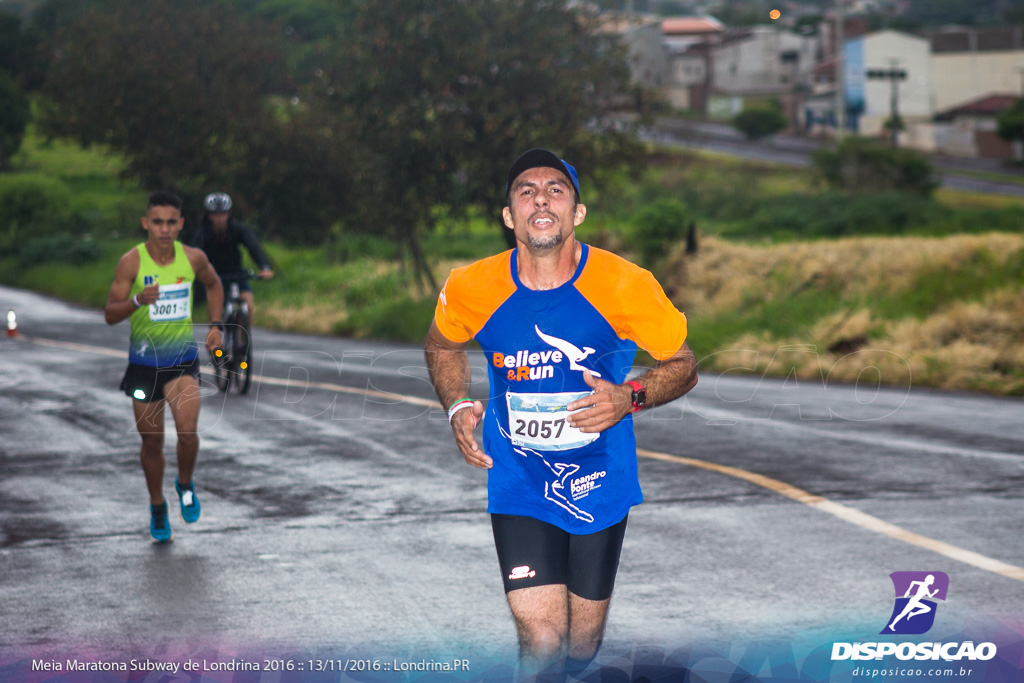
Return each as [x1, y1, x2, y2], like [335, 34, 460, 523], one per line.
[451, 400, 492, 469]
[136, 283, 160, 306]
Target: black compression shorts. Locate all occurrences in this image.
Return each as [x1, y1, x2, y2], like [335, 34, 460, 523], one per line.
[120, 359, 200, 403]
[490, 513, 628, 601]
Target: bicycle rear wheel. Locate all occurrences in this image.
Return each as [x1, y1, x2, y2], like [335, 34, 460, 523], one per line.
[235, 317, 253, 395]
[214, 325, 235, 393]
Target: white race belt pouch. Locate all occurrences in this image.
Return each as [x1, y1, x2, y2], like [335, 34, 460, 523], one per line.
[148, 282, 192, 322]
[506, 390, 599, 452]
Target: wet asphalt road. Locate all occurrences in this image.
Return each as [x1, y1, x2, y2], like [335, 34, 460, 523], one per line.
[1, 285, 1023, 680]
[643, 118, 1024, 199]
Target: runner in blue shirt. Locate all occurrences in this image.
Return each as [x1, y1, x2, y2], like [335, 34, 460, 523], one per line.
[425, 149, 698, 678]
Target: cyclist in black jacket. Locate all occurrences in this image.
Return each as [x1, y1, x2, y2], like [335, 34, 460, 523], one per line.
[190, 192, 274, 314]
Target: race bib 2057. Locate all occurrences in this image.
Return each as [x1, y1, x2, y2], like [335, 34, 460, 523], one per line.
[505, 390, 598, 452]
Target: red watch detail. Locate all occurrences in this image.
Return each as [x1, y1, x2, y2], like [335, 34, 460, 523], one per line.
[626, 380, 646, 412]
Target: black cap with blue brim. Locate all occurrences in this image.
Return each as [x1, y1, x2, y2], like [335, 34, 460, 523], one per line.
[506, 148, 581, 202]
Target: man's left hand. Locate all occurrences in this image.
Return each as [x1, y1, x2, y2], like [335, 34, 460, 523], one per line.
[566, 370, 633, 433]
[205, 326, 223, 354]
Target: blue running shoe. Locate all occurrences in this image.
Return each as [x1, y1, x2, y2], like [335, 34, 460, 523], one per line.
[175, 480, 201, 523]
[150, 501, 173, 542]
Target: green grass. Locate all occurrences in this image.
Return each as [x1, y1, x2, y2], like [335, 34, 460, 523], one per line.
[9, 126, 147, 237]
[870, 247, 1024, 320]
[941, 167, 1024, 187]
[603, 147, 1024, 243]
[334, 297, 437, 342]
[0, 238, 137, 308]
[687, 286, 848, 357]
[0, 127, 146, 307]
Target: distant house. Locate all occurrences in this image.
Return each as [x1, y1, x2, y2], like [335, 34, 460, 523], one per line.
[708, 25, 820, 123]
[843, 30, 932, 147]
[662, 15, 724, 113]
[918, 26, 1024, 114]
[593, 14, 667, 90]
[933, 94, 1020, 160]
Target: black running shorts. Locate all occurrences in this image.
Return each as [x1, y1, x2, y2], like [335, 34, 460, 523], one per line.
[490, 513, 628, 601]
[120, 359, 200, 403]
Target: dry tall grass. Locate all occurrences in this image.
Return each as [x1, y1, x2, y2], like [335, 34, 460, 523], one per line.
[259, 302, 348, 335]
[664, 234, 1024, 395]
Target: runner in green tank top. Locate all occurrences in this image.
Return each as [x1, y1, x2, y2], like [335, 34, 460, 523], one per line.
[105, 190, 224, 542]
[127, 240, 199, 367]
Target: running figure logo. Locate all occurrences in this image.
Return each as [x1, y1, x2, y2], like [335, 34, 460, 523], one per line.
[534, 325, 602, 377]
[881, 571, 949, 635]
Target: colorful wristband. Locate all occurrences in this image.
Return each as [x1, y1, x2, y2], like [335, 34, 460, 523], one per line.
[131, 294, 141, 309]
[447, 398, 474, 424]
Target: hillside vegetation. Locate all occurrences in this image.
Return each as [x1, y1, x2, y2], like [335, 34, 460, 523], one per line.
[2, 132, 1023, 396]
[662, 234, 1024, 395]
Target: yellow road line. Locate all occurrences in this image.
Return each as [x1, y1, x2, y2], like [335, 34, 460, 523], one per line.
[19, 334, 440, 408]
[22, 335, 128, 359]
[639, 449, 1024, 582]
[16, 333, 1024, 581]
[253, 373, 439, 408]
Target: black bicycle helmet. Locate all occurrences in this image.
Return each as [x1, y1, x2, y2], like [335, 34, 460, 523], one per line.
[204, 192, 233, 212]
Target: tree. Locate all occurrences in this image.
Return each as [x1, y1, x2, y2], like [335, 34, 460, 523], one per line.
[731, 103, 788, 141]
[883, 113, 906, 148]
[630, 200, 688, 268]
[812, 137, 938, 197]
[0, 11, 35, 82]
[318, 0, 647, 286]
[34, 0, 648, 282]
[0, 70, 30, 169]
[996, 97, 1024, 152]
[37, 0, 288, 190]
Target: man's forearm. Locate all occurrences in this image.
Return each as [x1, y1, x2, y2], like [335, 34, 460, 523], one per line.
[425, 344, 473, 408]
[105, 297, 137, 325]
[635, 345, 698, 408]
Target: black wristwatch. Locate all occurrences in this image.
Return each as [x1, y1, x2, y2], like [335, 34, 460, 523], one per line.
[210, 321, 223, 330]
[626, 380, 646, 412]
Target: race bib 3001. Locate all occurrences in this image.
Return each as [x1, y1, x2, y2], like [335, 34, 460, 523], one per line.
[505, 390, 599, 452]
[148, 282, 191, 322]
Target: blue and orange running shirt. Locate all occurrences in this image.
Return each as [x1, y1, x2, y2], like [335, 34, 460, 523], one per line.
[434, 244, 688, 534]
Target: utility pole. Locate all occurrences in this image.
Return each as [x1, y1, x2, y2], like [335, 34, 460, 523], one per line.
[835, 0, 846, 140]
[866, 61, 907, 148]
[888, 58, 900, 147]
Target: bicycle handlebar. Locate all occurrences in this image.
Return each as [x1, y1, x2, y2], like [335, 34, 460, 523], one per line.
[242, 268, 273, 281]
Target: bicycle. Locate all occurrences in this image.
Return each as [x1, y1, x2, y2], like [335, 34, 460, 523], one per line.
[211, 270, 265, 394]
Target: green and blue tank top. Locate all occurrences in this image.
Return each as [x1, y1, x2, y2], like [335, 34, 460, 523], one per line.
[128, 242, 198, 367]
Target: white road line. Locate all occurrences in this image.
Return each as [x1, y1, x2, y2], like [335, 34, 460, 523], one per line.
[18, 333, 1024, 582]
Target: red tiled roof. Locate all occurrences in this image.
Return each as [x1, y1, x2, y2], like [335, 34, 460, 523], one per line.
[934, 94, 1019, 121]
[662, 16, 724, 36]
